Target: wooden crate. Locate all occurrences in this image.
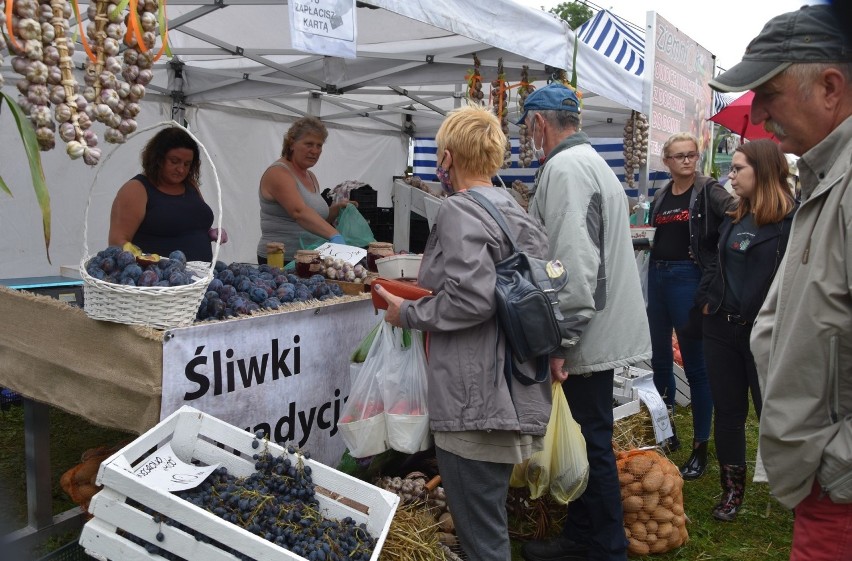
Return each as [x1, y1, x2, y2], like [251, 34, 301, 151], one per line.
[80, 406, 399, 561]
[327, 279, 369, 296]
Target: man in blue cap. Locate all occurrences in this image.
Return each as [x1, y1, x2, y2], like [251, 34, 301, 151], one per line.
[711, 5, 852, 559]
[519, 83, 651, 561]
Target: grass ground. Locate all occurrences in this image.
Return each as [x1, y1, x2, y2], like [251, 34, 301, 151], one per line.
[0, 402, 793, 561]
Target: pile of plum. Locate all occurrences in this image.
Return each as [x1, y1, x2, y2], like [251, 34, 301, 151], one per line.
[85, 247, 195, 287]
[197, 261, 346, 321]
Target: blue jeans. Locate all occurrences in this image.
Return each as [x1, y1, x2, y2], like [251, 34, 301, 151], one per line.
[646, 260, 713, 443]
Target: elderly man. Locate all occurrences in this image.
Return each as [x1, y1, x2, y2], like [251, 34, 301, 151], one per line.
[710, 5, 852, 560]
[518, 83, 651, 561]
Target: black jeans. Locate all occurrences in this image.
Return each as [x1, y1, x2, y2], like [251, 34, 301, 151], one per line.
[703, 312, 763, 465]
[562, 369, 628, 561]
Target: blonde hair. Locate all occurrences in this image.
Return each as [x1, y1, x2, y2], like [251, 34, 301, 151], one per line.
[729, 139, 795, 226]
[662, 132, 699, 158]
[435, 106, 506, 177]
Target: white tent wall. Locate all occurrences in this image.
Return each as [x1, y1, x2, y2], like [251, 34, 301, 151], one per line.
[0, 0, 646, 278]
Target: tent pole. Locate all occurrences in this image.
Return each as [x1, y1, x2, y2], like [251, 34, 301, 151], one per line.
[170, 60, 187, 126]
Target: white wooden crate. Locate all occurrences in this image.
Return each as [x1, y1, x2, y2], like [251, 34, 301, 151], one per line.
[80, 405, 399, 561]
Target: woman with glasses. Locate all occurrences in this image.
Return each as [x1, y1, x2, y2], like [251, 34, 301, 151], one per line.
[702, 139, 796, 521]
[648, 132, 735, 480]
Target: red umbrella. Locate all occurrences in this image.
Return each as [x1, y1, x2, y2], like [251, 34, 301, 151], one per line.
[709, 91, 778, 142]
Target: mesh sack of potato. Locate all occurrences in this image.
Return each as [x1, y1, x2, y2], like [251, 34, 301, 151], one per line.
[616, 449, 688, 556]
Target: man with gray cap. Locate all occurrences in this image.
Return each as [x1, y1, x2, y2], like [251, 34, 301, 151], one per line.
[518, 83, 651, 561]
[710, 4, 852, 558]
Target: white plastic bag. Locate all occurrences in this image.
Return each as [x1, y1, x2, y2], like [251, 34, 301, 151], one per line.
[636, 250, 650, 308]
[339, 322, 396, 457]
[380, 329, 430, 454]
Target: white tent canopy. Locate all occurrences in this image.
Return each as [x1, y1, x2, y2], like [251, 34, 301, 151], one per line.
[0, 0, 642, 277]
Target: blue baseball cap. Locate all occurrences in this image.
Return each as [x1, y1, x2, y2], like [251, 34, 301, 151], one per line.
[516, 83, 581, 125]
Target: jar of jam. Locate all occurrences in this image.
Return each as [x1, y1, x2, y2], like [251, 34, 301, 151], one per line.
[295, 249, 322, 278]
[366, 242, 394, 273]
[265, 242, 285, 269]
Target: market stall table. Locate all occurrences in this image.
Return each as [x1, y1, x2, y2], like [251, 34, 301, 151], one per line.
[0, 285, 377, 552]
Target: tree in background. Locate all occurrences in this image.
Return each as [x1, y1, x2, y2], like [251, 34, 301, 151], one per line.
[549, 1, 595, 29]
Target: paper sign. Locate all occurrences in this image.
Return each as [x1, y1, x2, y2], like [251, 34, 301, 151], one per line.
[131, 442, 219, 492]
[289, 0, 356, 59]
[632, 375, 674, 443]
[315, 242, 367, 266]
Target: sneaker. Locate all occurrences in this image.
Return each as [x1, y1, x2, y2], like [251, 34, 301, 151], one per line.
[521, 536, 590, 561]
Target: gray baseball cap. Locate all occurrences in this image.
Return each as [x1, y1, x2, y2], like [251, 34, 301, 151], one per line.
[709, 4, 852, 93]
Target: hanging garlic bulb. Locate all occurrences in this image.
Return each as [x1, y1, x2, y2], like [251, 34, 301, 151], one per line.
[623, 111, 649, 187]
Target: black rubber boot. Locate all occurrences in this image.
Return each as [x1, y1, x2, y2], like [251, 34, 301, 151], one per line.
[663, 406, 681, 454]
[680, 440, 708, 480]
[712, 464, 747, 521]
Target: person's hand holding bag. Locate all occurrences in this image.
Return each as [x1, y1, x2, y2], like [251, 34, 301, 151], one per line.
[373, 284, 405, 327]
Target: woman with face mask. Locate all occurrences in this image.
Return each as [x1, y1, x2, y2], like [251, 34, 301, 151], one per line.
[374, 105, 552, 561]
[647, 132, 736, 481]
[702, 139, 796, 521]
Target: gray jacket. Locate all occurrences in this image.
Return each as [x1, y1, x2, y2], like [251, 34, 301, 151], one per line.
[751, 116, 852, 508]
[529, 132, 651, 373]
[399, 187, 552, 436]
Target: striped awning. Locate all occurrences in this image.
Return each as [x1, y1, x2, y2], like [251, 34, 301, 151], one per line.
[576, 9, 645, 77]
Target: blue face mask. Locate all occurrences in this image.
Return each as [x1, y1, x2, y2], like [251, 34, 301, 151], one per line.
[435, 155, 453, 195]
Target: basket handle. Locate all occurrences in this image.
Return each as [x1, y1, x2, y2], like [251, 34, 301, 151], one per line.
[81, 120, 223, 276]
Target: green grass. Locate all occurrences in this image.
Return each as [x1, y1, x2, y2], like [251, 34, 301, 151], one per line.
[0, 402, 793, 561]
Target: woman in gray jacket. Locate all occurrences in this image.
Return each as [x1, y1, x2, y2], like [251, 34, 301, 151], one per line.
[375, 106, 552, 561]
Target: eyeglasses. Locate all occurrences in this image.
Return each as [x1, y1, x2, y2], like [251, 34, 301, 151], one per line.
[728, 164, 751, 175]
[665, 152, 699, 162]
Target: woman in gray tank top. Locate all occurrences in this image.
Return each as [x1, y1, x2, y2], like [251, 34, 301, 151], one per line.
[257, 117, 355, 264]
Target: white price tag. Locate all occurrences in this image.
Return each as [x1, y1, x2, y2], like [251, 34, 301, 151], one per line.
[314, 242, 367, 266]
[131, 442, 219, 492]
[632, 375, 674, 443]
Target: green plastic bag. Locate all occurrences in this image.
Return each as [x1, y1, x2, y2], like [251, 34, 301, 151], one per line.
[337, 205, 376, 247]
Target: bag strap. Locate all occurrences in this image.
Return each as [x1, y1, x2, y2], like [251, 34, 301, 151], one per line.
[467, 188, 518, 252]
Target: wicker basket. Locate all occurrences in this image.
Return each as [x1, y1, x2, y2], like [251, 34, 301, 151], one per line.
[79, 121, 222, 330]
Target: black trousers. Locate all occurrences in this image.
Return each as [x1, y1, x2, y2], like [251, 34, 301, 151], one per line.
[703, 313, 763, 465]
[562, 369, 628, 561]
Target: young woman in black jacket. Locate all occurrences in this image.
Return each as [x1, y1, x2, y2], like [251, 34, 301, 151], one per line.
[702, 139, 797, 522]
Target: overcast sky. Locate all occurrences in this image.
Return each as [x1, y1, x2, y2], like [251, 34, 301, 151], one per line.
[514, 0, 826, 72]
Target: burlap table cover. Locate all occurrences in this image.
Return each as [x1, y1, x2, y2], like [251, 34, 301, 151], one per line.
[0, 286, 164, 434]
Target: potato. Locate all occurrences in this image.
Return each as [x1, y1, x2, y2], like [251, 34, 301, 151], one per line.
[623, 495, 643, 513]
[679, 525, 689, 543]
[624, 527, 632, 539]
[630, 521, 647, 540]
[645, 532, 657, 544]
[627, 481, 643, 496]
[657, 521, 674, 539]
[672, 503, 684, 516]
[642, 465, 664, 492]
[643, 491, 660, 512]
[653, 506, 675, 522]
[661, 495, 674, 508]
[672, 515, 685, 528]
[628, 538, 650, 556]
[627, 454, 654, 476]
[623, 511, 638, 525]
[638, 510, 651, 522]
[650, 538, 669, 553]
[659, 473, 676, 495]
[619, 470, 635, 486]
[668, 533, 683, 549]
[645, 520, 658, 534]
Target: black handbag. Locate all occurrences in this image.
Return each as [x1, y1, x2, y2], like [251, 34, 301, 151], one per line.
[468, 189, 569, 385]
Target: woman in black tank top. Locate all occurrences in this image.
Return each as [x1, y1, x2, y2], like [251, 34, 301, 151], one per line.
[108, 127, 217, 262]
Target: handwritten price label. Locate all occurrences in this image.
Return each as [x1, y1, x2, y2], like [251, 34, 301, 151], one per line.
[315, 242, 367, 266]
[130, 442, 219, 492]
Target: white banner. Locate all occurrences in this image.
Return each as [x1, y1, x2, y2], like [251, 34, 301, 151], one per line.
[289, 0, 357, 59]
[161, 299, 379, 466]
